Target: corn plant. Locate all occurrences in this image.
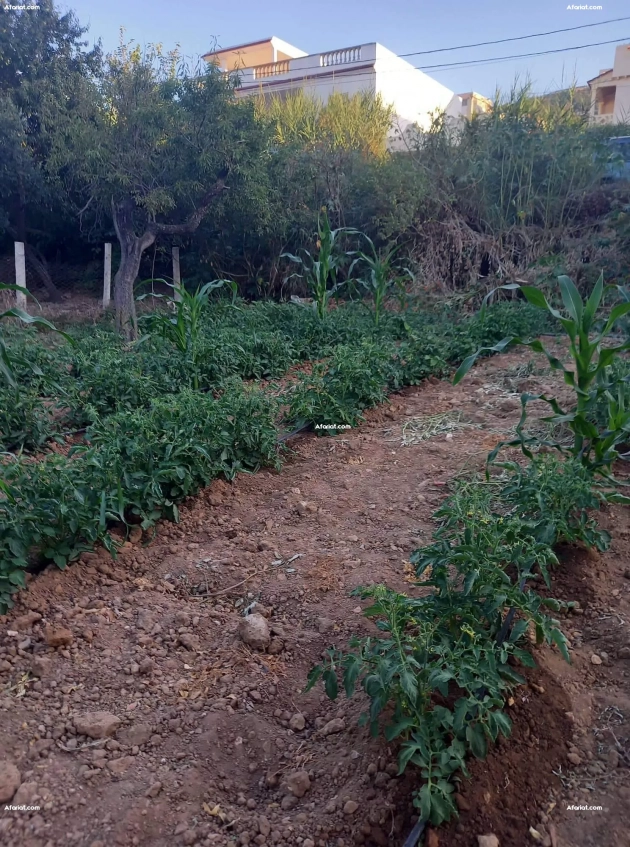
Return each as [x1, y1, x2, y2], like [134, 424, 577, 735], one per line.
[348, 235, 409, 326]
[137, 279, 236, 390]
[454, 274, 630, 476]
[282, 209, 356, 320]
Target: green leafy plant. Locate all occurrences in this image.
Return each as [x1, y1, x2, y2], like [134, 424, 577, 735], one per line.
[307, 549, 568, 825]
[0, 388, 54, 452]
[0, 379, 280, 613]
[138, 279, 236, 390]
[284, 341, 393, 431]
[0, 283, 73, 386]
[306, 450, 590, 827]
[282, 209, 356, 320]
[87, 380, 280, 525]
[350, 236, 409, 326]
[500, 455, 610, 551]
[0, 449, 116, 612]
[454, 274, 630, 475]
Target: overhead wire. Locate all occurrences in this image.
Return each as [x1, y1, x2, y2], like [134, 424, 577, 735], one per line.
[214, 17, 630, 83]
[226, 34, 628, 92]
[399, 15, 630, 57]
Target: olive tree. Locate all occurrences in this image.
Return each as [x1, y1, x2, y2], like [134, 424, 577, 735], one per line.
[62, 43, 269, 339]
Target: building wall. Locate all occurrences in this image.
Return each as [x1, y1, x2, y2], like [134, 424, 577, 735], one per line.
[372, 44, 455, 135]
[612, 44, 630, 77]
[589, 44, 630, 125]
[211, 43, 276, 71]
[239, 67, 378, 101]
[206, 37, 307, 71]
[228, 41, 460, 144]
[614, 82, 630, 122]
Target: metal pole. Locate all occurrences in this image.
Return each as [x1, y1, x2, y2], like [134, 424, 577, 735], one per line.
[103, 242, 112, 308]
[14, 242, 27, 310]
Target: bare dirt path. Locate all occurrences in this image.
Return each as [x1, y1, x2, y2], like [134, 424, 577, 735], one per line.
[0, 350, 628, 847]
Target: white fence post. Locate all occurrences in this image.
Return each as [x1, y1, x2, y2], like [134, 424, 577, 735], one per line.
[102, 242, 112, 308]
[14, 242, 27, 310]
[172, 246, 182, 302]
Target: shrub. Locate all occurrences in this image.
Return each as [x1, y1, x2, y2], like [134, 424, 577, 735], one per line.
[284, 342, 393, 430]
[0, 380, 280, 612]
[87, 381, 280, 524]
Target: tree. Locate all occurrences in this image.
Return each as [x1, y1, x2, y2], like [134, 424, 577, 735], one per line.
[0, 0, 101, 300]
[61, 42, 269, 339]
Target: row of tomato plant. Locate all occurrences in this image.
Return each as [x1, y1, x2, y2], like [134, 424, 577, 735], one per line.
[1, 295, 551, 452]
[306, 274, 630, 826]
[1, 272, 626, 640]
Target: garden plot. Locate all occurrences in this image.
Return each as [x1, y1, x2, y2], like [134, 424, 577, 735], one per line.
[0, 348, 628, 847]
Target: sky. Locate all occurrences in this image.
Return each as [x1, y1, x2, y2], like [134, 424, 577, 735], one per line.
[63, 0, 630, 97]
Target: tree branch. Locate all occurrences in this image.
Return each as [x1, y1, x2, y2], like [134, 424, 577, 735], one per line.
[146, 174, 229, 239]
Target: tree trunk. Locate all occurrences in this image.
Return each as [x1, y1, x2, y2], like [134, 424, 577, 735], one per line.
[24, 245, 62, 303]
[110, 176, 229, 340]
[111, 198, 155, 341]
[113, 244, 144, 340]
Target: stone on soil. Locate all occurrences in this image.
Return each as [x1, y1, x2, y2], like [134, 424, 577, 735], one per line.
[107, 756, 135, 775]
[14, 612, 42, 631]
[30, 656, 51, 678]
[426, 830, 439, 847]
[289, 713, 306, 731]
[145, 782, 162, 798]
[477, 836, 500, 847]
[286, 770, 311, 798]
[321, 717, 345, 736]
[0, 761, 21, 802]
[13, 782, 38, 805]
[74, 711, 121, 739]
[120, 724, 153, 747]
[238, 613, 270, 650]
[45, 627, 73, 647]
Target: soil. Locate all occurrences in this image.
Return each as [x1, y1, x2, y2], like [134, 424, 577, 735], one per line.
[0, 348, 629, 847]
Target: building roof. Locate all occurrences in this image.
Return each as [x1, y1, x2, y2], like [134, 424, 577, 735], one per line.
[587, 68, 613, 86]
[456, 91, 492, 104]
[202, 36, 306, 62]
[202, 38, 273, 60]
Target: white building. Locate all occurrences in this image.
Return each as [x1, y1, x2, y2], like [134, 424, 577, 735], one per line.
[588, 43, 630, 125]
[203, 37, 487, 142]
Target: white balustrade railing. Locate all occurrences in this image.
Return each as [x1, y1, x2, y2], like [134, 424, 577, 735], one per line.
[319, 46, 362, 67]
[253, 60, 290, 79]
